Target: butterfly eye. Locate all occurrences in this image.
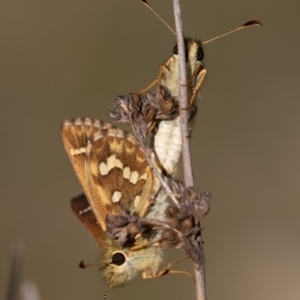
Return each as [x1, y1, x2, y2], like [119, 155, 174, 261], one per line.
[111, 252, 126, 266]
[173, 40, 189, 62]
[173, 44, 178, 55]
[197, 46, 204, 61]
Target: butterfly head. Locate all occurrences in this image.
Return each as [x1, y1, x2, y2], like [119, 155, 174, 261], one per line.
[101, 239, 163, 288]
[162, 38, 205, 98]
[173, 38, 204, 65]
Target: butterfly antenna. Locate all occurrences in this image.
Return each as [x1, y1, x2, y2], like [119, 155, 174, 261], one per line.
[139, 0, 176, 36]
[79, 260, 104, 269]
[202, 20, 263, 45]
[103, 285, 108, 300]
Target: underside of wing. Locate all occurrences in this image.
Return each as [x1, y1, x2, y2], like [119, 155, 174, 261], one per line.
[71, 193, 105, 246]
[61, 118, 113, 191]
[62, 118, 158, 232]
[84, 126, 156, 230]
[61, 118, 115, 230]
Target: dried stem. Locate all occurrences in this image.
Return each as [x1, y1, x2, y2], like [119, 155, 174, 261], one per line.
[172, 0, 194, 187]
[172, 1, 206, 300]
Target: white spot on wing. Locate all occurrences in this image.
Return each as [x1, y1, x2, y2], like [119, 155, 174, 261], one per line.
[99, 162, 109, 175]
[107, 154, 123, 172]
[84, 118, 92, 126]
[112, 191, 122, 203]
[74, 118, 83, 125]
[70, 147, 86, 155]
[115, 130, 124, 138]
[130, 171, 139, 184]
[134, 195, 141, 209]
[79, 206, 91, 215]
[90, 161, 98, 177]
[123, 166, 131, 180]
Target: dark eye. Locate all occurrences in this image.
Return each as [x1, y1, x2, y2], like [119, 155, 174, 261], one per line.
[173, 42, 189, 62]
[173, 44, 178, 55]
[197, 46, 204, 61]
[111, 252, 126, 266]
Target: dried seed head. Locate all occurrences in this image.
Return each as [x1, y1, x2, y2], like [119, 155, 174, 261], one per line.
[127, 222, 142, 238]
[165, 206, 181, 229]
[160, 97, 176, 115]
[110, 95, 131, 123]
[105, 212, 130, 230]
[166, 206, 179, 218]
[105, 209, 160, 248]
[143, 106, 158, 123]
[180, 217, 194, 232]
[130, 93, 141, 106]
[110, 85, 177, 139]
[159, 229, 181, 249]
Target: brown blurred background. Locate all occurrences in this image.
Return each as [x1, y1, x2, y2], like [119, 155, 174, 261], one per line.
[1, 0, 299, 299]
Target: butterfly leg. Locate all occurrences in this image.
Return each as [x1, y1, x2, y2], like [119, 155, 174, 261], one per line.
[189, 68, 207, 109]
[138, 64, 165, 94]
[186, 105, 198, 139]
[182, 67, 207, 110]
[147, 120, 158, 134]
[142, 256, 195, 282]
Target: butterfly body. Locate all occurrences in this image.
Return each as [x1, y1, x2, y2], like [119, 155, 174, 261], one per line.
[154, 38, 205, 175]
[62, 118, 169, 287]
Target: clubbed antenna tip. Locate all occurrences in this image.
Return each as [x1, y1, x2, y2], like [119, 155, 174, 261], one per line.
[202, 20, 263, 45]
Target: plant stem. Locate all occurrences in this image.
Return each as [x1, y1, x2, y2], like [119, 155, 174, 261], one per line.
[172, 1, 206, 299]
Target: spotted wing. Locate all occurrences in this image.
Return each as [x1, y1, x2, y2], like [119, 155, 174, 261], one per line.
[62, 118, 156, 239]
[61, 118, 113, 199]
[83, 125, 156, 231]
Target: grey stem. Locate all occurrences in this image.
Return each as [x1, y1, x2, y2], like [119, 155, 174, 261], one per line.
[172, 1, 206, 300]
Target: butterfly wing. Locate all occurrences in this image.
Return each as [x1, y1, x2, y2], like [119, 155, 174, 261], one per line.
[61, 118, 112, 202]
[71, 193, 104, 247]
[62, 118, 157, 237]
[83, 125, 156, 230]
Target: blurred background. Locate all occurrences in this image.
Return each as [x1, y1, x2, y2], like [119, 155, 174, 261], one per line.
[1, 0, 299, 299]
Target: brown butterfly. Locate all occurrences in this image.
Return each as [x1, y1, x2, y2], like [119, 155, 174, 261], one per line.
[61, 118, 169, 288]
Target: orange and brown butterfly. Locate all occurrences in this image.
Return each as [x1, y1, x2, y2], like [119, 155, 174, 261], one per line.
[61, 118, 169, 288]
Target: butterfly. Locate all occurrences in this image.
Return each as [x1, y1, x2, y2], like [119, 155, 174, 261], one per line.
[139, 1, 261, 176]
[61, 118, 170, 288]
